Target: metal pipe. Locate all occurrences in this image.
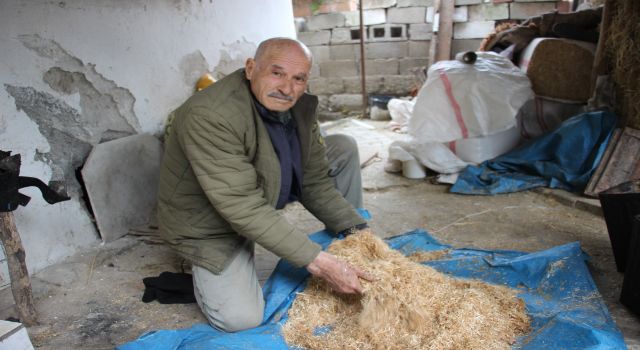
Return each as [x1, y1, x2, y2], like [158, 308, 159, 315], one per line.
[359, 0, 367, 119]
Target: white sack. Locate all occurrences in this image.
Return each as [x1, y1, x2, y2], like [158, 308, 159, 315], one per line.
[410, 52, 533, 143]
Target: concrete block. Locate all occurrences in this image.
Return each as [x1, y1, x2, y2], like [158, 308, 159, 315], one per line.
[388, 7, 428, 24]
[453, 6, 469, 22]
[409, 23, 433, 40]
[365, 41, 409, 59]
[317, 0, 358, 13]
[365, 59, 400, 75]
[363, 0, 397, 9]
[398, 57, 429, 74]
[329, 94, 365, 112]
[308, 77, 345, 94]
[331, 27, 358, 44]
[320, 60, 358, 77]
[310, 63, 320, 77]
[298, 30, 331, 46]
[454, 21, 495, 39]
[306, 13, 346, 31]
[344, 9, 387, 26]
[369, 23, 408, 42]
[426, 6, 435, 22]
[0, 321, 34, 350]
[81, 134, 163, 242]
[455, 0, 483, 5]
[468, 3, 509, 21]
[370, 75, 416, 95]
[330, 44, 360, 60]
[408, 40, 430, 58]
[451, 39, 483, 55]
[510, 2, 556, 19]
[308, 45, 331, 63]
[397, 0, 432, 7]
[293, 0, 313, 18]
[344, 76, 385, 92]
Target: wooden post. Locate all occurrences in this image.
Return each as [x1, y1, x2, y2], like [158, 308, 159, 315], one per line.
[0, 211, 37, 326]
[436, 0, 454, 62]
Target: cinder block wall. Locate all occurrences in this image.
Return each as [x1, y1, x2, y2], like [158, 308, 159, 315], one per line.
[294, 0, 569, 118]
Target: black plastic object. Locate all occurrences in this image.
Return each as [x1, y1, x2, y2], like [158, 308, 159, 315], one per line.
[368, 95, 394, 110]
[598, 180, 640, 272]
[620, 215, 640, 315]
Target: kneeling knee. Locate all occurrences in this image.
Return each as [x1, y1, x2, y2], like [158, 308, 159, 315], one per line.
[213, 309, 263, 332]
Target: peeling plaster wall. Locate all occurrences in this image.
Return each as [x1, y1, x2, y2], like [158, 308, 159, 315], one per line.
[0, 0, 296, 275]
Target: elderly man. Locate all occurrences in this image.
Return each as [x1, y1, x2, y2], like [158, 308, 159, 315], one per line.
[157, 37, 372, 332]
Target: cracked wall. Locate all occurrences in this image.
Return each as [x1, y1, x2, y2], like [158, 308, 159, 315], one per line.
[0, 0, 296, 275]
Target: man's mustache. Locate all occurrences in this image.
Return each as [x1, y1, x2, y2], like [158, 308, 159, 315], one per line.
[268, 92, 294, 101]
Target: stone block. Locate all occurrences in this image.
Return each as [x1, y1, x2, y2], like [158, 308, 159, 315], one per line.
[426, 6, 435, 22]
[409, 23, 432, 40]
[298, 30, 331, 46]
[308, 77, 345, 94]
[369, 75, 416, 95]
[453, 6, 469, 22]
[365, 59, 400, 75]
[331, 27, 358, 44]
[330, 43, 360, 60]
[363, 0, 397, 9]
[468, 3, 509, 21]
[308, 45, 331, 63]
[388, 6, 428, 23]
[454, 21, 495, 39]
[365, 41, 409, 59]
[344, 9, 387, 26]
[329, 94, 365, 112]
[368, 23, 408, 42]
[320, 60, 358, 77]
[81, 134, 163, 242]
[408, 40, 430, 58]
[306, 13, 346, 31]
[398, 57, 429, 74]
[451, 39, 483, 55]
[397, 0, 432, 7]
[454, 0, 483, 5]
[510, 2, 556, 19]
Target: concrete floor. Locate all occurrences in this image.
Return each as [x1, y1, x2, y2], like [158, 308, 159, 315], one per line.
[1, 119, 639, 349]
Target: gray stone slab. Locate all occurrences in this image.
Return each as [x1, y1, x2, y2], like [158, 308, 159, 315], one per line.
[81, 134, 163, 242]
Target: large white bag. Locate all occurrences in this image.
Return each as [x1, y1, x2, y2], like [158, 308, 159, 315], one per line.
[410, 52, 534, 143]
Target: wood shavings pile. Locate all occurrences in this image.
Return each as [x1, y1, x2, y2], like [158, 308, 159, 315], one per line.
[283, 232, 530, 350]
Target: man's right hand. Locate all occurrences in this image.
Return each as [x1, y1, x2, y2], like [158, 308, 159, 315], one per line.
[306, 251, 374, 294]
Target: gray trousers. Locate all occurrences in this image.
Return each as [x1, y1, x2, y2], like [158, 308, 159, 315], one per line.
[193, 133, 363, 332]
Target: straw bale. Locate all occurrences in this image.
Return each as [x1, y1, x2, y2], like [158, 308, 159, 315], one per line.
[607, 0, 640, 129]
[283, 232, 530, 350]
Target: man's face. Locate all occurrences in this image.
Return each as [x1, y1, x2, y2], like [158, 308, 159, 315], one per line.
[245, 44, 311, 112]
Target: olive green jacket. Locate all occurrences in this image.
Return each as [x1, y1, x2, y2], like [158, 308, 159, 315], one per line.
[157, 69, 365, 274]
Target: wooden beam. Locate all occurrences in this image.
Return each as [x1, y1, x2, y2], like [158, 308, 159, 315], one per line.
[436, 0, 454, 62]
[0, 212, 37, 326]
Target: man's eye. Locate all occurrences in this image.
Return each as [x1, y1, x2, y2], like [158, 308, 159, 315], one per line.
[272, 71, 283, 77]
[295, 76, 307, 83]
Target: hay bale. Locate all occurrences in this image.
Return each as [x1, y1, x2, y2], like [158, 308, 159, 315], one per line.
[283, 232, 530, 350]
[520, 38, 596, 102]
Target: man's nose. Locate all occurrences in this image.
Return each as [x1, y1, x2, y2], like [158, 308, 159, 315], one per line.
[278, 79, 294, 95]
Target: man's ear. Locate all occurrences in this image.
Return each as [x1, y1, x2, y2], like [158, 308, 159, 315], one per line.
[245, 58, 255, 80]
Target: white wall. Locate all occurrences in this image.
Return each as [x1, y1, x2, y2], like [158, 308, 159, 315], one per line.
[0, 0, 296, 275]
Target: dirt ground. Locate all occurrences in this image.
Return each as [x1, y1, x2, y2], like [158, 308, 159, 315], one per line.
[1, 119, 638, 349]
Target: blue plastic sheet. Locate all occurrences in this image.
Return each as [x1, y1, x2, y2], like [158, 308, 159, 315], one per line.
[118, 229, 626, 350]
[451, 111, 617, 195]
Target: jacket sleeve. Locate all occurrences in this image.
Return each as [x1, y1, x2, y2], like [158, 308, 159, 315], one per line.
[299, 121, 366, 233]
[177, 106, 321, 267]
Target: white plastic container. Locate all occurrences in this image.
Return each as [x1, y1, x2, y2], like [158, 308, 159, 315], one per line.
[402, 159, 426, 179]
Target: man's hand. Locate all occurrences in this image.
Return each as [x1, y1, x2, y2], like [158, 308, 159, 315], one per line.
[306, 251, 374, 294]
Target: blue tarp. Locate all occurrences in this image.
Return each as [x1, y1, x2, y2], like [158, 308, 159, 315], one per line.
[451, 111, 617, 195]
[118, 228, 626, 350]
